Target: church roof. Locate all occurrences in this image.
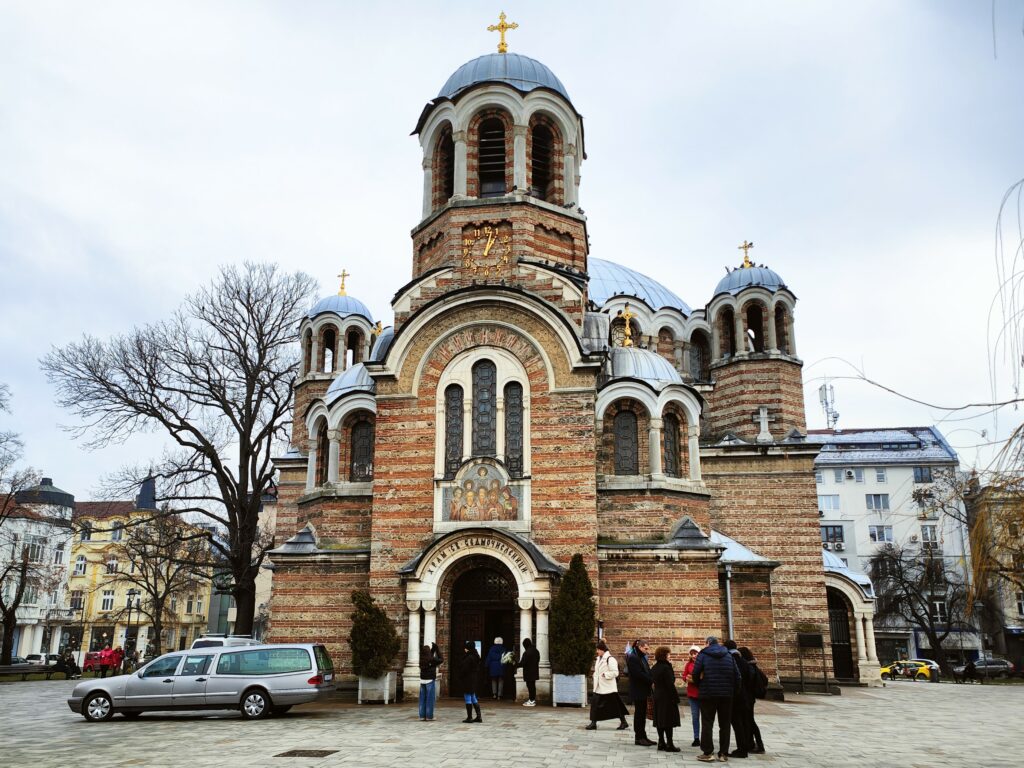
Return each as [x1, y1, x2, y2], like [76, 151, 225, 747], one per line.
[589, 258, 691, 314]
[709, 529, 776, 565]
[306, 294, 373, 322]
[370, 325, 395, 361]
[822, 547, 875, 599]
[607, 347, 683, 390]
[808, 426, 958, 466]
[713, 265, 787, 296]
[438, 53, 570, 102]
[325, 363, 376, 404]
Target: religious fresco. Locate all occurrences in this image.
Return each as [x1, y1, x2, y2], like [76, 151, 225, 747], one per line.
[442, 461, 523, 522]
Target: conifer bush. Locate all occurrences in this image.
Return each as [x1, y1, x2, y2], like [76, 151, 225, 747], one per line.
[348, 590, 401, 679]
[549, 554, 596, 675]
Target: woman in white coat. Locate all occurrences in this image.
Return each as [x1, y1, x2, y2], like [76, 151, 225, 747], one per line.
[586, 640, 630, 731]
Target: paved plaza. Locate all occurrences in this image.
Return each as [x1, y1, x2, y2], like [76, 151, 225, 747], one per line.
[1, 680, 1020, 768]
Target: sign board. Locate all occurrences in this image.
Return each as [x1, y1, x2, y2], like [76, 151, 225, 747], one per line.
[797, 632, 824, 649]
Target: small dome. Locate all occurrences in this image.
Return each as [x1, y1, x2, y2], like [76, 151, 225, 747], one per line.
[15, 477, 75, 509]
[307, 294, 373, 322]
[325, 363, 376, 404]
[589, 258, 691, 314]
[608, 347, 683, 390]
[370, 325, 394, 361]
[438, 53, 570, 102]
[714, 265, 787, 296]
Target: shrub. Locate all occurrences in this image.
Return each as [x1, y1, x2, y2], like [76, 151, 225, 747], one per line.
[348, 590, 400, 679]
[549, 554, 596, 675]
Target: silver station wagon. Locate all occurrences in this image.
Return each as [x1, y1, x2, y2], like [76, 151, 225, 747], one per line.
[67, 643, 335, 722]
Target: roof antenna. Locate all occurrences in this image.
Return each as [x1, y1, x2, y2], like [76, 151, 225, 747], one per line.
[819, 380, 840, 429]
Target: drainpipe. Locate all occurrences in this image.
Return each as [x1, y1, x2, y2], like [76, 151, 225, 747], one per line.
[725, 564, 735, 638]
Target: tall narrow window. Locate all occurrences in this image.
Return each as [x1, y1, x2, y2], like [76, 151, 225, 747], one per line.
[315, 421, 329, 486]
[720, 308, 737, 357]
[504, 382, 524, 478]
[472, 360, 497, 456]
[613, 410, 639, 475]
[663, 413, 681, 478]
[438, 129, 455, 204]
[745, 304, 765, 352]
[530, 125, 553, 200]
[478, 118, 506, 198]
[690, 331, 711, 381]
[350, 420, 374, 481]
[444, 385, 464, 479]
[775, 305, 790, 353]
[322, 327, 337, 373]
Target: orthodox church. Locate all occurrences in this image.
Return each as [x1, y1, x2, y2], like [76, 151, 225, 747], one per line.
[268, 22, 846, 700]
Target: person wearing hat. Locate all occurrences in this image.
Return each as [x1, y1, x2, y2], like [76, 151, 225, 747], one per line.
[681, 644, 702, 746]
[459, 641, 483, 723]
[484, 636, 507, 700]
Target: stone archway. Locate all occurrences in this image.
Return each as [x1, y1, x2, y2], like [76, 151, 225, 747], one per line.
[824, 574, 882, 686]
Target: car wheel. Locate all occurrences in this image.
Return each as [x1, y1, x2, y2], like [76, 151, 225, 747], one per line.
[240, 688, 272, 720]
[83, 692, 114, 722]
[121, 711, 142, 719]
[916, 673, 928, 681]
[881, 673, 891, 680]
[271, 705, 293, 716]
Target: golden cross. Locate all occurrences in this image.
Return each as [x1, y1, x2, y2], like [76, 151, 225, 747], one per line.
[738, 240, 754, 268]
[337, 269, 350, 296]
[621, 303, 634, 348]
[487, 11, 519, 54]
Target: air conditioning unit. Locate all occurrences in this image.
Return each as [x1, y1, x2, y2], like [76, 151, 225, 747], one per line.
[834, 542, 845, 551]
[822, 542, 832, 550]
[845, 469, 856, 479]
[910, 534, 919, 543]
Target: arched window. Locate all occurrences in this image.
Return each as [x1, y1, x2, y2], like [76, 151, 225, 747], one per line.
[478, 118, 506, 198]
[663, 413, 681, 478]
[346, 330, 363, 368]
[504, 382, 524, 478]
[775, 305, 790, 354]
[613, 410, 639, 475]
[315, 421, 329, 486]
[720, 308, 737, 358]
[690, 331, 711, 381]
[322, 327, 337, 372]
[472, 360, 497, 456]
[437, 129, 455, 206]
[745, 304, 765, 352]
[74, 554, 87, 576]
[350, 420, 374, 481]
[530, 124, 553, 200]
[444, 384, 464, 479]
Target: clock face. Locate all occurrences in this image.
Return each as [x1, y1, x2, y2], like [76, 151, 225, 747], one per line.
[462, 224, 513, 277]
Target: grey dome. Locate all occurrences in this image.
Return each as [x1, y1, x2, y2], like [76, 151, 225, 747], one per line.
[15, 477, 75, 509]
[714, 266, 786, 296]
[325, 363, 376, 404]
[371, 325, 394, 361]
[608, 347, 683, 391]
[307, 294, 373, 322]
[439, 53, 570, 102]
[589, 258, 691, 314]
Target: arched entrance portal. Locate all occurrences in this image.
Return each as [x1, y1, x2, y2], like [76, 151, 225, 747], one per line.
[828, 588, 854, 679]
[445, 555, 518, 699]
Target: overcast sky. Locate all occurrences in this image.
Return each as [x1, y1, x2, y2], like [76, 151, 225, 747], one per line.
[2, 1, 1023, 499]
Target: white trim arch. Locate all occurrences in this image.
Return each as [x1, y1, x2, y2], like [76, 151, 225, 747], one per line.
[595, 382, 658, 423]
[328, 393, 377, 432]
[825, 575, 882, 686]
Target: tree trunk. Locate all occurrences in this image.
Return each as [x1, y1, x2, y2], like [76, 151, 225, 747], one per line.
[232, 576, 257, 637]
[1, 609, 17, 664]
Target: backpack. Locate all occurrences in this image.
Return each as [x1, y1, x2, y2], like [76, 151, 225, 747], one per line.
[752, 665, 769, 699]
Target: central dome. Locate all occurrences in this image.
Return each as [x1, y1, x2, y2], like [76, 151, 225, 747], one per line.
[438, 53, 570, 102]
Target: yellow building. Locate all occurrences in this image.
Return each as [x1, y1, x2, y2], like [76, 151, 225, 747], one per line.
[68, 479, 214, 661]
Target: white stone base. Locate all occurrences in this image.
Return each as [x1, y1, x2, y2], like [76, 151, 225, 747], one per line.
[551, 674, 587, 707]
[859, 661, 883, 687]
[358, 671, 398, 704]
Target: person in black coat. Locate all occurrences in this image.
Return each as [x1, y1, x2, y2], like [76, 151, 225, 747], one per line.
[626, 639, 656, 746]
[418, 642, 443, 721]
[739, 646, 765, 754]
[459, 641, 483, 723]
[724, 639, 753, 757]
[692, 636, 741, 762]
[650, 646, 681, 752]
[518, 637, 541, 706]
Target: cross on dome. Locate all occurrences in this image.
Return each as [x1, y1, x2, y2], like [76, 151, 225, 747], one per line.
[337, 269, 350, 296]
[738, 240, 755, 268]
[487, 11, 519, 53]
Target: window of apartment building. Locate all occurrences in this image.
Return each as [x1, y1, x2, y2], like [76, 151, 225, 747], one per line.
[73, 555, 86, 576]
[833, 469, 844, 483]
[26, 535, 46, 563]
[818, 495, 841, 515]
[921, 524, 939, 549]
[170, 596, 178, 613]
[110, 522, 123, 542]
[869, 525, 894, 543]
[105, 558, 118, 574]
[70, 590, 84, 611]
[866, 494, 890, 511]
[815, 470, 823, 484]
[1009, 522, 1020, 538]
[79, 523, 92, 541]
[875, 467, 887, 483]
[913, 466, 933, 484]
[101, 590, 114, 611]
[195, 595, 203, 615]
[930, 600, 948, 623]
[22, 585, 39, 605]
[1017, 593, 1024, 616]
[872, 558, 895, 580]
[186, 595, 194, 614]
[52, 542, 65, 565]
[821, 525, 845, 543]
[924, 558, 945, 582]
[834, 468, 865, 483]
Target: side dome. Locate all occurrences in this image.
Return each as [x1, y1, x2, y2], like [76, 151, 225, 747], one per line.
[307, 294, 373, 322]
[608, 347, 683, 391]
[438, 52, 570, 102]
[370, 325, 394, 361]
[589, 258, 691, 314]
[325, 363, 376, 404]
[714, 265, 786, 296]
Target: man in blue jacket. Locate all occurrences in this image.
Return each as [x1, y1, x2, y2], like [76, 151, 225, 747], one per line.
[626, 639, 656, 746]
[692, 636, 741, 762]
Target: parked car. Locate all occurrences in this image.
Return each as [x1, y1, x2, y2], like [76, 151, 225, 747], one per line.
[9, 656, 31, 666]
[952, 657, 1016, 680]
[25, 653, 54, 665]
[82, 651, 104, 672]
[880, 660, 934, 681]
[908, 658, 941, 677]
[191, 634, 263, 649]
[67, 643, 335, 722]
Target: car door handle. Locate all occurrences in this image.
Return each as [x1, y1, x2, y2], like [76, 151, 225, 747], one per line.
[163, 679, 174, 683]
[195, 678, 207, 682]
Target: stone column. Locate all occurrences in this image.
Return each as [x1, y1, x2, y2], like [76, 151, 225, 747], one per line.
[864, 614, 878, 663]
[563, 148, 577, 206]
[453, 130, 468, 197]
[305, 439, 318, 491]
[687, 425, 702, 482]
[496, 394, 506, 463]
[517, 598, 533, 702]
[422, 601, 437, 646]
[854, 611, 867, 663]
[463, 401, 473, 463]
[787, 315, 797, 357]
[649, 417, 663, 477]
[310, 333, 320, 375]
[403, 601, 422, 699]
[327, 429, 341, 484]
[513, 125, 528, 192]
[421, 156, 433, 220]
[767, 305, 778, 352]
[711, 320, 721, 363]
[534, 599, 551, 702]
[734, 311, 746, 355]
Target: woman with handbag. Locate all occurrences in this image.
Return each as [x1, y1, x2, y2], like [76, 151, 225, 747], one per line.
[586, 640, 629, 731]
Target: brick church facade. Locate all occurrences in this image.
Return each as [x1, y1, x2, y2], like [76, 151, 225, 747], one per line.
[267, 44, 834, 700]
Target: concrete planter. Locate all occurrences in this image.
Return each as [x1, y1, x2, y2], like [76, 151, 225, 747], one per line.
[357, 671, 397, 704]
[551, 673, 587, 706]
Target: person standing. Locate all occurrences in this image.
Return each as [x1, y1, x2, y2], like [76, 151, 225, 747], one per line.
[460, 641, 483, 723]
[682, 644, 702, 747]
[739, 647, 765, 754]
[692, 636, 740, 762]
[484, 636, 506, 700]
[724, 639, 752, 758]
[112, 646, 125, 675]
[586, 640, 629, 731]
[419, 642, 443, 721]
[650, 646, 681, 752]
[518, 637, 540, 707]
[626, 639, 656, 746]
[98, 644, 113, 678]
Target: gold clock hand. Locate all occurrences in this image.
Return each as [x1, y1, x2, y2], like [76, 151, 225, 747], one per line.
[483, 231, 495, 258]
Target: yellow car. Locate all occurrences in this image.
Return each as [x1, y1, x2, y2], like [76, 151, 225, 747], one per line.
[880, 660, 935, 681]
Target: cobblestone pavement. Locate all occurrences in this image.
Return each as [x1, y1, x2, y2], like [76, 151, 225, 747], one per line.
[2, 679, 1021, 768]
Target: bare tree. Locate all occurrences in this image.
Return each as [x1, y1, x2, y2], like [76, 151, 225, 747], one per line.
[41, 263, 318, 635]
[869, 542, 970, 674]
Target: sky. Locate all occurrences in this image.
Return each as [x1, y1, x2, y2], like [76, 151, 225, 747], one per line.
[2, 1, 1023, 499]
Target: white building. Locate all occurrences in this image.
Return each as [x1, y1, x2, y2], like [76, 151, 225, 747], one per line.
[1, 477, 75, 657]
[810, 427, 979, 666]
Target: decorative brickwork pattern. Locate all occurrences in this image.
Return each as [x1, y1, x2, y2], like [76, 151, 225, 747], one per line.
[701, 358, 806, 443]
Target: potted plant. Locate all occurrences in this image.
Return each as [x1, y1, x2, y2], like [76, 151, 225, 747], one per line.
[349, 590, 401, 704]
[549, 553, 596, 706]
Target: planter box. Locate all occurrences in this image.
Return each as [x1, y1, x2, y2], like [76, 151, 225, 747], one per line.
[357, 671, 397, 704]
[551, 673, 587, 707]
